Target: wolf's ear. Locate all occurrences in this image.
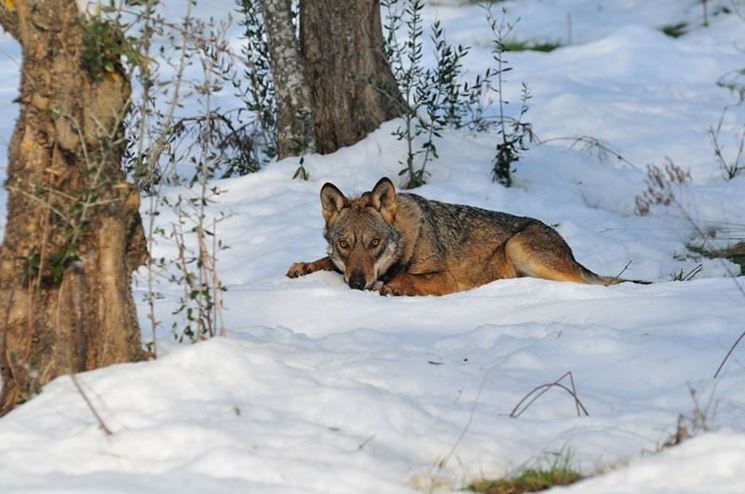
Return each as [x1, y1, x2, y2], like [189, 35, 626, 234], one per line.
[320, 182, 348, 224]
[369, 177, 397, 222]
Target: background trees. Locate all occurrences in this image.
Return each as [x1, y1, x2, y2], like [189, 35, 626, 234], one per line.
[0, 0, 495, 414]
[257, 0, 404, 158]
[259, 0, 316, 158]
[0, 0, 406, 414]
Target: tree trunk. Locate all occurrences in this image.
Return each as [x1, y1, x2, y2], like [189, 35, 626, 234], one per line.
[259, 0, 316, 159]
[0, 1, 146, 415]
[300, 0, 404, 154]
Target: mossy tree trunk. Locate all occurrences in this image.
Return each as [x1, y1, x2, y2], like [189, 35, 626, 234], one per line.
[0, 1, 147, 415]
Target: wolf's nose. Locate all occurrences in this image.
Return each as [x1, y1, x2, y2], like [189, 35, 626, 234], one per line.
[348, 273, 365, 290]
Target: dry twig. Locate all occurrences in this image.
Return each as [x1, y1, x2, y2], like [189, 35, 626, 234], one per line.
[70, 374, 113, 436]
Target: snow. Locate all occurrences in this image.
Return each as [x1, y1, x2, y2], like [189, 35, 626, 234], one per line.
[1, 0, 745, 493]
[552, 432, 745, 494]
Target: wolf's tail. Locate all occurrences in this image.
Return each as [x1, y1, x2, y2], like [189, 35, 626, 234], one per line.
[580, 266, 651, 286]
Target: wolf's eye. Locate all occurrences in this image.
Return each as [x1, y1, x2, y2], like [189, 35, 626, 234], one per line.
[338, 239, 350, 249]
[370, 238, 380, 248]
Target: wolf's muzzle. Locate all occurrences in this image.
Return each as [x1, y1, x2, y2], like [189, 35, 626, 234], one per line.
[348, 272, 366, 290]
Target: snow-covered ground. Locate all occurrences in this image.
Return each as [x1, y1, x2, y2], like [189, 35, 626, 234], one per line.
[2, 1, 745, 493]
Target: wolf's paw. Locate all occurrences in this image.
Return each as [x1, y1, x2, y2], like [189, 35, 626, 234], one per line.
[286, 262, 313, 278]
[379, 283, 400, 296]
[379, 279, 414, 296]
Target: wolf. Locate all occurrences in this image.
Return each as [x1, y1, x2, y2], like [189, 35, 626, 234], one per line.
[287, 177, 639, 296]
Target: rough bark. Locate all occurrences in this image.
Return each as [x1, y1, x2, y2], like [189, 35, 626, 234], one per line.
[259, 0, 316, 159]
[300, 0, 404, 154]
[0, 3, 18, 39]
[0, 0, 146, 415]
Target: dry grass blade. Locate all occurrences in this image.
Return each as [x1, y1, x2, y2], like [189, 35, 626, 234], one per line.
[713, 330, 745, 379]
[510, 371, 589, 418]
[605, 259, 632, 285]
[439, 372, 489, 468]
[538, 135, 641, 170]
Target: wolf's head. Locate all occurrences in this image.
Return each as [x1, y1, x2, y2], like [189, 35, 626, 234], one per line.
[320, 177, 403, 290]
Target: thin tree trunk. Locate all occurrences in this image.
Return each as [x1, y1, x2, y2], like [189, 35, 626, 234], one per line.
[0, 1, 146, 415]
[259, 0, 316, 159]
[301, 0, 404, 154]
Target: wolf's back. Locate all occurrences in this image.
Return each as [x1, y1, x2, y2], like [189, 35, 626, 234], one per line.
[399, 193, 534, 245]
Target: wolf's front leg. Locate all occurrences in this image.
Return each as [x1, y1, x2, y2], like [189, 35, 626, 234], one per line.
[286, 256, 336, 278]
[379, 271, 459, 296]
